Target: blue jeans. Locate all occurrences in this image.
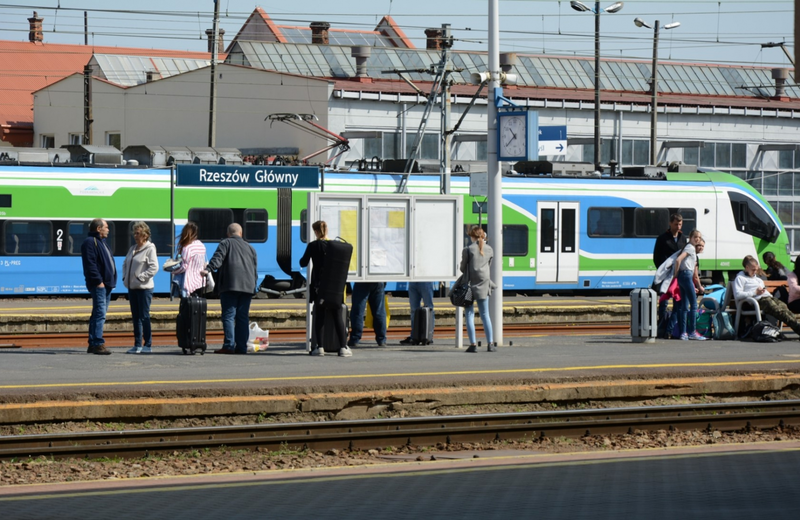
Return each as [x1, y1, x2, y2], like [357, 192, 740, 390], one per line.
[88, 285, 112, 347]
[676, 270, 697, 336]
[220, 291, 253, 353]
[129, 289, 153, 347]
[466, 297, 493, 346]
[349, 283, 386, 345]
[409, 282, 435, 331]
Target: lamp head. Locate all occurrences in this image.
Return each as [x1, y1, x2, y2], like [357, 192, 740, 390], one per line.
[603, 2, 624, 13]
[633, 17, 652, 29]
[570, 1, 592, 12]
[664, 22, 681, 30]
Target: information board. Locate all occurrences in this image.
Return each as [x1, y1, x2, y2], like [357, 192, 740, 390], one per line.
[309, 193, 462, 281]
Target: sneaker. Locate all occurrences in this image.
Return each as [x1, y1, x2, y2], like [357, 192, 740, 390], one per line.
[126, 346, 143, 354]
[465, 344, 478, 353]
[487, 342, 498, 352]
[338, 347, 353, 357]
[689, 333, 707, 341]
[310, 348, 325, 356]
[377, 342, 387, 347]
[92, 345, 112, 355]
[679, 333, 689, 341]
[140, 346, 153, 354]
[347, 340, 358, 348]
[399, 336, 416, 345]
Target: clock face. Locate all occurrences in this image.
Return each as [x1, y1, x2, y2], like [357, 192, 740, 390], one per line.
[500, 114, 527, 159]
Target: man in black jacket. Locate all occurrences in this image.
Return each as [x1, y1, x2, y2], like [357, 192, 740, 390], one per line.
[81, 218, 116, 355]
[653, 213, 687, 337]
[205, 223, 258, 354]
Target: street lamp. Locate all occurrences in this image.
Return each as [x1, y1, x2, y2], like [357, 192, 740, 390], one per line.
[634, 17, 680, 165]
[571, 1, 623, 171]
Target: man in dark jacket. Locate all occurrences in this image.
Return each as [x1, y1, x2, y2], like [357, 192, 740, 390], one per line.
[205, 223, 258, 354]
[653, 213, 687, 338]
[81, 218, 117, 355]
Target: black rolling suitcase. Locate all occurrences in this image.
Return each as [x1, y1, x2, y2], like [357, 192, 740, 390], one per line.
[177, 295, 207, 355]
[312, 302, 348, 353]
[317, 238, 352, 305]
[411, 306, 434, 345]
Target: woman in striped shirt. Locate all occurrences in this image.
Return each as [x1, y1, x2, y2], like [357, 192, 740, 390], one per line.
[172, 222, 207, 297]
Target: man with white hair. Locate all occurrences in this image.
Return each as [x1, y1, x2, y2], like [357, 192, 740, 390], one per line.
[204, 223, 258, 354]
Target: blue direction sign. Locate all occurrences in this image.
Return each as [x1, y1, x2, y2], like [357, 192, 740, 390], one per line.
[538, 126, 567, 156]
[176, 165, 320, 189]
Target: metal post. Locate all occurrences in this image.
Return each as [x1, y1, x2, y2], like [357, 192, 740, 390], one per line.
[84, 11, 88, 46]
[440, 25, 452, 195]
[488, 0, 503, 346]
[208, 0, 220, 147]
[83, 64, 92, 145]
[593, 1, 601, 170]
[650, 21, 660, 165]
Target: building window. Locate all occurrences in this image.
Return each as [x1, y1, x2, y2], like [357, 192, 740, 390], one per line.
[68, 133, 83, 145]
[476, 140, 488, 161]
[683, 142, 747, 169]
[779, 150, 795, 169]
[40, 135, 54, 148]
[581, 140, 614, 165]
[106, 132, 121, 150]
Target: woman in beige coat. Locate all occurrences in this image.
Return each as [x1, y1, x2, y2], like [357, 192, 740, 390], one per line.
[460, 225, 497, 353]
[122, 221, 158, 354]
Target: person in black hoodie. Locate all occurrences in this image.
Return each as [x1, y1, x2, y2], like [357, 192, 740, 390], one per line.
[652, 213, 687, 338]
[81, 218, 117, 355]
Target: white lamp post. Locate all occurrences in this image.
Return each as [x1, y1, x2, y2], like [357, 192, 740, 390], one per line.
[634, 17, 680, 165]
[570, 1, 623, 171]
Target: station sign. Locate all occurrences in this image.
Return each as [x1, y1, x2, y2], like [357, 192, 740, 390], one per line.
[538, 126, 567, 156]
[176, 165, 320, 189]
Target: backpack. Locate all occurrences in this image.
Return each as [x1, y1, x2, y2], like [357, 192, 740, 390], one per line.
[712, 311, 736, 340]
[750, 321, 786, 342]
[696, 309, 713, 338]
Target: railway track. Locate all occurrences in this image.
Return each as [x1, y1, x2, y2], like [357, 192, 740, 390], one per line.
[2, 400, 799, 461]
[0, 324, 629, 348]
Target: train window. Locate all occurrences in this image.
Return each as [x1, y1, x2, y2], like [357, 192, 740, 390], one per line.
[634, 208, 669, 237]
[67, 221, 116, 255]
[3, 220, 52, 255]
[676, 209, 697, 236]
[472, 201, 488, 214]
[560, 209, 576, 253]
[728, 192, 779, 242]
[0, 194, 10, 207]
[587, 208, 623, 237]
[300, 209, 308, 243]
[243, 209, 268, 243]
[540, 209, 555, 252]
[189, 208, 233, 242]
[127, 221, 172, 256]
[503, 225, 528, 256]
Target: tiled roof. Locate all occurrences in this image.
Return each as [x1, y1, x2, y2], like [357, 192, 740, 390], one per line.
[0, 40, 218, 131]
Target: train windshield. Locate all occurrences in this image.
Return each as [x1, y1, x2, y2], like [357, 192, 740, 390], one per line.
[728, 191, 780, 242]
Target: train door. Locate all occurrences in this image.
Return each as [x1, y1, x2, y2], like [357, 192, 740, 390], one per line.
[537, 202, 579, 283]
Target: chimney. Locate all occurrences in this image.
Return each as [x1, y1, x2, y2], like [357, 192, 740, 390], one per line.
[28, 11, 43, 42]
[205, 28, 225, 54]
[351, 46, 372, 79]
[145, 71, 155, 83]
[772, 68, 789, 99]
[425, 28, 444, 51]
[310, 22, 330, 45]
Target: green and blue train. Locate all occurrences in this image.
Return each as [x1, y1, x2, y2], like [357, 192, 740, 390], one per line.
[0, 164, 789, 296]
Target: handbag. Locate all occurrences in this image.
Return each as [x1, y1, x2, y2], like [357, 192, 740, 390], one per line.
[449, 271, 474, 308]
[202, 255, 216, 294]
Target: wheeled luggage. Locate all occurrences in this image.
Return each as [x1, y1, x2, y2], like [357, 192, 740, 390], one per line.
[411, 306, 434, 345]
[312, 302, 348, 353]
[177, 295, 207, 355]
[630, 288, 657, 343]
[316, 238, 352, 305]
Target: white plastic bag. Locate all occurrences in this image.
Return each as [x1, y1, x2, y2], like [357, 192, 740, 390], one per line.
[247, 322, 269, 353]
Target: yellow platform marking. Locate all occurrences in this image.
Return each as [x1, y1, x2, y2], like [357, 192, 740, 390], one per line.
[1, 359, 799, 390]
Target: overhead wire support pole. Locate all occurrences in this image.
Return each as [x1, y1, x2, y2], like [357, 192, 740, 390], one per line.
[488, 0, 503, 347]
[208, 0, 220, 147]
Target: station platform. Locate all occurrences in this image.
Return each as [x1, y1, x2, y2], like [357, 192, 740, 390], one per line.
[1, 329, 799, 424]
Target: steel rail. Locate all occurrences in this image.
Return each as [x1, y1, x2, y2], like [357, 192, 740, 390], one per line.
[0, 324, 629, 348]
[2, 400, 799, 461]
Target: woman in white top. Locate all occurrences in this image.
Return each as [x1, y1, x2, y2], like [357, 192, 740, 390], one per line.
[122, 221, 158, 354]
[673, 230, 705, 341]
[172, 222, 207, 297]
